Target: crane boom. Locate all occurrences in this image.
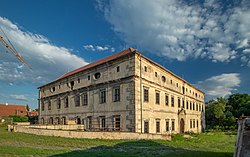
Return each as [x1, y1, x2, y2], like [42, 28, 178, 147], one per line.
[0, 35, 32, 69]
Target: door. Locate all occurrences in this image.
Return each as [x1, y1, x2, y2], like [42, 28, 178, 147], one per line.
[180, 118, 185, 133]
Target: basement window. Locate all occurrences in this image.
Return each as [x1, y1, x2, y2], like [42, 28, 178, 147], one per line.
[94, 72, 101, 80]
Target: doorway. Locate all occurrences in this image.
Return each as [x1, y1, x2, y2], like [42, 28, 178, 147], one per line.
[180, 118, 185, 133]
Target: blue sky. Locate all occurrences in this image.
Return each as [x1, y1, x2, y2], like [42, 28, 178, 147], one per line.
[0, 0, 249, 109]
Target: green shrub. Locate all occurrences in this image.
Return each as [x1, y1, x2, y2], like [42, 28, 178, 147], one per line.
[9, 115, 29, 122]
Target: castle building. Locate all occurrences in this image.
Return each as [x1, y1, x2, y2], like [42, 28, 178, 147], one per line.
[38, 48, 205, 134]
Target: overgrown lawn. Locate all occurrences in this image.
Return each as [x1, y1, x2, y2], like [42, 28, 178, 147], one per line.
[0, 125, 236, 157]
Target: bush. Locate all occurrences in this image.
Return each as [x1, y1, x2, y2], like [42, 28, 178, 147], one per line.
[9, 115, 29, 122]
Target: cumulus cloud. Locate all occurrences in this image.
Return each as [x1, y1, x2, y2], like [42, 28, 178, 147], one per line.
[83, 44, 115, 52]
[195, 73, 240, 100]
[98, 0, 250, 65]
[0, 17, 88, 86]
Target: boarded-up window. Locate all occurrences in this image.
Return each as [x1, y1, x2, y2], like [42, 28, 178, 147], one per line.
[166, 119, 169, 131]
[144, 88, 149, 102]
[75, 95, 80, 107]
[144, 121, 149, 133]
[156, 120, 160, 133]
[156, 91, 160, 104]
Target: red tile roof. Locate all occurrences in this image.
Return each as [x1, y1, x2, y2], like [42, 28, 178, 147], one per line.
[39, 47, 136, 88]
[0, 104, 27, 117]
[27, 111, 39, 116]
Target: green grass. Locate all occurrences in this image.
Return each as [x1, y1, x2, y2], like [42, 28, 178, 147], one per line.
[0, 125, 236, 157]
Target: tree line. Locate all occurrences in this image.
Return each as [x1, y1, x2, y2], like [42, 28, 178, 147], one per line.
[205, 93, 250, 130]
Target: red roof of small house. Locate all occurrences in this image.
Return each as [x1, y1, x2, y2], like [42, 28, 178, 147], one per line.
[28, 111, 39, 116]
[38, 47, 136, 88]
[0, 104, 27, 117]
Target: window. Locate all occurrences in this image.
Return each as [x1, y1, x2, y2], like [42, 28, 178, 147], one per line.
[41, 99, 44, 111]
[155, 72, 157, 77]
[155, 91, 160, 104]
[156, 120, 160, 133]
[116, 66, 120, 72]
[172, 119, 175, 131]
[82, 93, 88, 106]
[165, 94, 169, 106]
[94, 72, 101, 79]
[190, 120, 192, 128]
[190, 102, 192, 110]
[48, 99, 51, 110]
[170, 80, 173, 84]
[144, 88, 149, 102]
[176, 83, 178, 87]
[193, 103, 195, 111]
[197, 120, 199, 128]
[113, 87, 120, 102]
[64, 97, 69, 108]
[50, 87, 55, 93]
[87, 116, 92, 129]
[144, 66, 147, 72]
[186, 101, 189, 109]
[193, 119, 195, 128]
[196, 104, 198, 111]
[99, 116, 106, 129]
[100, 89, 106, 104]
[162, 76, 166, 82]
[75, 95, 80, 107]
[166, 120, 169, 131]
[178, 98, 181, 108]
[76, 117, 81, 124]
[182, 99, 185, 108]
[70, 81, 74, 87]
[171, 96, 174, 107]
[57, 98, 61, 109]
[59, 85, 61, 89]
[88, 75, 90, 80]
[78, 78, 80, 83]
[182, 86, 185, 94]
[113, 115, 121, 131]
[144, 121, 149, 133]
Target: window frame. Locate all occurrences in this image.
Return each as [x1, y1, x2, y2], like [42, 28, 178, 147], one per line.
[144, 87, 149, 102]
[113, 86, 120, 102]
[100, 89, 106, 104]
[155, 91, 160, 105]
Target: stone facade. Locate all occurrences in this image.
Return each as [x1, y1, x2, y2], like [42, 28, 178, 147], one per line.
[38, 48, 205, 134]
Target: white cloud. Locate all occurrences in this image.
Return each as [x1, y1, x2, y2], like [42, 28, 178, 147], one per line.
[195, 73, 240, 100]
[98, 0, 250, 65]
[83, 44, 115, 52]
[10, 94, 28, 102]
[0, 17, 88, 86]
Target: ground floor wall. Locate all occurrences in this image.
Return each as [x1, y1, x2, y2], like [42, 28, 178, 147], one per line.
[139, 110, 201, 134]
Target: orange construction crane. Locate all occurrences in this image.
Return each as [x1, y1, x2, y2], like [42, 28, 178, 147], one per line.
[0, 27, 32, 70]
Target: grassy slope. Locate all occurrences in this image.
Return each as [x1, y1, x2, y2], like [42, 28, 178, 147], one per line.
[0, 126, 236, 157]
